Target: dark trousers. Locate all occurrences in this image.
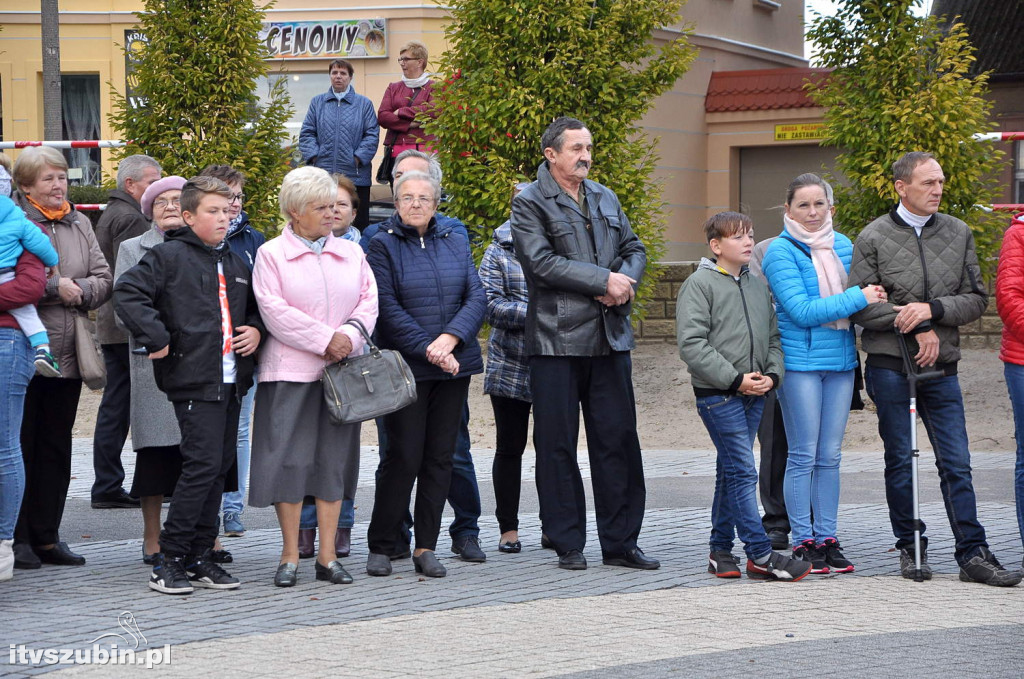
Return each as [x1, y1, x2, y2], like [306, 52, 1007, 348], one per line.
[490, 395, 532, 534]
[757, 390, 790, 533]
[368, 378, 470, 555]
[530, 353, 646, 557]
[91, 343, 131, 500]
[160, 387, 240, 557]
[355, 184, 371, 232]
[16, 376, 82, 546]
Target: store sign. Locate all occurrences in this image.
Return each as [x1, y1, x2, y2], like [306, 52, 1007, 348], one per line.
[124, 30, 149, 109]
[261, 19, 387, 59]
[774, 123, 825, 141]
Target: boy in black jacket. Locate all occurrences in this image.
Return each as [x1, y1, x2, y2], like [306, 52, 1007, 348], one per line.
[114, 176, 263, 595]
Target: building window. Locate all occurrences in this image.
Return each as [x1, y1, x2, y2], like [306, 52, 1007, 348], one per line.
[1016, 141, 1024, 204]
[255, 72, 329, 139]
[61, 74, 101, 185]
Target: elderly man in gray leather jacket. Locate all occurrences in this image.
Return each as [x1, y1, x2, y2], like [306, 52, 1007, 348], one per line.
[511, 116, 657, 571]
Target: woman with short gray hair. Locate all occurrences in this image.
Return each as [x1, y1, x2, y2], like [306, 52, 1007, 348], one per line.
[250, 166, 378, 587]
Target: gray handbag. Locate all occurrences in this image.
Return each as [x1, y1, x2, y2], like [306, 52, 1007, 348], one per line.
[321, 319, 417, 424]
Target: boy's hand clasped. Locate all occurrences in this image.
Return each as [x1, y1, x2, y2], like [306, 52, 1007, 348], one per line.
[739, 371, 774, 396]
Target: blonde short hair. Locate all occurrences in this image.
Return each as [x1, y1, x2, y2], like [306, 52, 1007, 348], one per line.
[13, 146, 68, 191]
[0, 152, 11, 173]
[399, 40, 428, 63]
[279, 166, 336, 221]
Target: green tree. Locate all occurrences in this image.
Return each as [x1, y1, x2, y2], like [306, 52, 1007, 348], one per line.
[806, 0, 1005, 277]
[429, 0, 695, 312]
[109, 0, 292, 235]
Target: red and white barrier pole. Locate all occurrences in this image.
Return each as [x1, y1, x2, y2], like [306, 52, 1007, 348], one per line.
[972, 132, 1024, 142]
[0, 140, 126, 149]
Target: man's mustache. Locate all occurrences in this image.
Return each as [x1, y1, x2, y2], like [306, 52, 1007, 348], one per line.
[575, 160, 591, 170]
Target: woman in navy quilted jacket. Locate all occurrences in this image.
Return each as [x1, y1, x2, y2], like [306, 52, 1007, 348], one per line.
[762, 173, 887, 575]
[364, 171, 485, 579]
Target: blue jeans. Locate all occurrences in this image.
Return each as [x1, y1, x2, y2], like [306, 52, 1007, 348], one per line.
[0, 329, 33, 540]
[778, 369, 853, 545]
[865, 365, 988, 565]
[222, 376, 255, 516]
[300, 500, 354, 530]
[697, 394, 772, 560]
[1002, 362, 1024, 548]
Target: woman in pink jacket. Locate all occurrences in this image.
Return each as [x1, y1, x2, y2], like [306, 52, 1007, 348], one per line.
[249, 166, 378, 588]
[377, 40, 436, 158]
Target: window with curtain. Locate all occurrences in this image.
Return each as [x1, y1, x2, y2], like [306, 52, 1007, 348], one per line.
[61, 74, 101, 185]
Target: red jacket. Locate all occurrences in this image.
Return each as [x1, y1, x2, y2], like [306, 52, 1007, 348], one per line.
[996, 213, 1024, 364]
[0, 250, 46, 331]
[377, 80, 436, 148]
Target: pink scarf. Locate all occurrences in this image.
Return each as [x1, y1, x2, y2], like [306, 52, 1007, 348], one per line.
[783, 212, 850, 330]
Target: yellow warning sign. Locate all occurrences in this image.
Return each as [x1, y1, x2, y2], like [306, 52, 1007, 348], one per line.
[774, 123, 825, 141]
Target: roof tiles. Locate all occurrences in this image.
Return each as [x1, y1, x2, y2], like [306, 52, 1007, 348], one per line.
[705, 68, 831, 113]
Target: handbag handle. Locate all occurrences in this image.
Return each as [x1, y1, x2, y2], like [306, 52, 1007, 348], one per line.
[344, 318, 381, 357]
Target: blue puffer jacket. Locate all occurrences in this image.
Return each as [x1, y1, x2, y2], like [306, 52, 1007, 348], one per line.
[762, 230, 866, 372]
[298, 87, 379, 186]
[226, 211, 265, 272]
[360, 211, 467, 253]
[366, 213, 486, 381]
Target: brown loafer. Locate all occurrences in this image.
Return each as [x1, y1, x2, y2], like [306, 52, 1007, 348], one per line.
[298, 528, 315, 559]
[335, 527, 351, 558]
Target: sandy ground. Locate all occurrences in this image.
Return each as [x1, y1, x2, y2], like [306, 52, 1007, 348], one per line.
[71, 344, 1018, 453]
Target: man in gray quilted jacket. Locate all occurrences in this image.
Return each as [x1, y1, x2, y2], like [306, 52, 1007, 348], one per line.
[849, 151, 1019, 587]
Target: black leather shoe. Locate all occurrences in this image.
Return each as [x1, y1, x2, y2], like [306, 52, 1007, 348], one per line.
[13, 543, 40, 570]
[209, 549, 233, 564]
[34, 542, 86, 566]
[413, 551, 447, 578]
[298, 529, 316, 559]
[335, 527, 351, 558]
[142, 546, 157, 565]
[366, 552, 393, 576]
[316, 559, 354, 584]
[767, 530, 790, 551]
[91, 489, 140, 509]
[452, 536, 487, 563]
[558, 549, 587, 570]
[274, 562, 298, 587]
[540, 533, 554, 550]
[602, 547, 660, 570]
[498, 540, 522, 554]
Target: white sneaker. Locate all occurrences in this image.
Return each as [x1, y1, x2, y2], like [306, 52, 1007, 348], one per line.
[0, 539, 14, 581]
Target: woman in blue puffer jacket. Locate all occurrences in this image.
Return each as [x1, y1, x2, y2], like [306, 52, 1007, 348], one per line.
[364, 170, 485, 579]
[762, 173, 887, 576]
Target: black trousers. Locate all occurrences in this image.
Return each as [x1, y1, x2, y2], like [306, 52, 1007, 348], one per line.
[368, 378, 469, 555]
[530, 353, 646, 557]
[160, 387, 240, 557]
[91, 343, 131, 500]
[757, 390, 790, 533]
[16, 376, 82, 546]
[490, 395, 532, 534]
[355, 184, 371, 232]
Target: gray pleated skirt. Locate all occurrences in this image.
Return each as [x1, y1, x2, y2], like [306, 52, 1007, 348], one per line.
[248, 380, 360, 507]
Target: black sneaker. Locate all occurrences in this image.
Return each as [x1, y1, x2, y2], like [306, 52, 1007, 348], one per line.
[187, 552, 241, 590]
[747, 551, 812, 582]
[149, 553, 193, 595]
[820, 538, 855, 573]
[959, 547, 1022, 587]
[792, 539, 829, 574]
[34, 348, 61, 378]
[707, 550, 741, 578]
[899, 546, 933, 580]
[452, 536, 487, 563]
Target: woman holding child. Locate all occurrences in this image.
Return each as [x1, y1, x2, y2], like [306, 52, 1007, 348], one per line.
[762, 173, 887, 574]
[249, 166, 378, 588]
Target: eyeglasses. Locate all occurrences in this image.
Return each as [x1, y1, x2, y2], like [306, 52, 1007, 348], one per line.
[397, 57, 422, 63]
[153, 197, 180, 209]
[396, 195, 434, 207]
[230, 192, 245, 203]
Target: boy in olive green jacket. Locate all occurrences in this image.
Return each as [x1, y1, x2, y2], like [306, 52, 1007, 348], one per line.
[676, 211, 809, 582]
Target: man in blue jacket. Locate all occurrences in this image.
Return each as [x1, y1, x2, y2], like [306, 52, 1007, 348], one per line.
[299, 59, 378, 231]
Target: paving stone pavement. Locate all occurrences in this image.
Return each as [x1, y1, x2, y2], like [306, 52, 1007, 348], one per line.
[2, 440, 1022, 677]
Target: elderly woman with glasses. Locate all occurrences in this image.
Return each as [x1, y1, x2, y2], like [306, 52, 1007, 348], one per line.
[364, 170, 485, 579]
[377, 40, 436, 158]
[250, 166, 378, 588]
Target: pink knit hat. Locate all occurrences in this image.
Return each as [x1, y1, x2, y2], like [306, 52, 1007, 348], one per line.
[140, 175, 187, 219]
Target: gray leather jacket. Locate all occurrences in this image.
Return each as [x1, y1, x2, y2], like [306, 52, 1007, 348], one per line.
[510, 162, 646, 356]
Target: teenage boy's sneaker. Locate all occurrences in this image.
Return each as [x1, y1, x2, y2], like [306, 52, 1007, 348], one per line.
[747, 551, 812, 582]
[34, 349, 61, 378]
[707, 550, 741, 578]
[222, 512, 245, 537]
[899, 547, 933, 580]
[792, 539, 830, 574]
[186, 552, 241, 590]
[149, 553, 193, 595]
[820, 538, 855, 573]
[958, 547, 1022, 587]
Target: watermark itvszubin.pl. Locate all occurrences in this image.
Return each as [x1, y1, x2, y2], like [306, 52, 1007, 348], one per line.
[9, 611, 171, 668]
